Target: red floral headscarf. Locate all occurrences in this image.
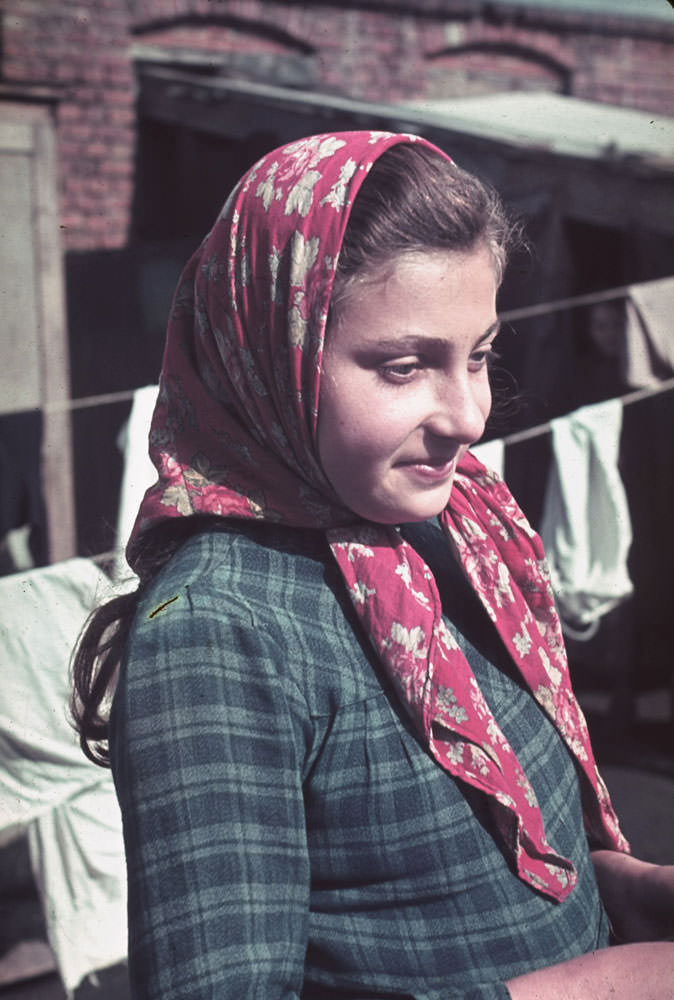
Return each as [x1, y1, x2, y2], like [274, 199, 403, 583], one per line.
[128, 131, 628, 900]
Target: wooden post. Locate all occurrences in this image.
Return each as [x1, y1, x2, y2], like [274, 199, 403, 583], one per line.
[0, 101, 76, 564]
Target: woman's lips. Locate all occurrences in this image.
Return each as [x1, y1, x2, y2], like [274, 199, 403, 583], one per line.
[397, 457, 457, 482]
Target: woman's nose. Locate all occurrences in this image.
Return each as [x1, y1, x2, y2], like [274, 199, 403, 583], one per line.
[425, 375, 489, 445]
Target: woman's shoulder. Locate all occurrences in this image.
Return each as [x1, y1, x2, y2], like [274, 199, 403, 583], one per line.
[132, 520, 384, 708]
[141, 520, 331, 611]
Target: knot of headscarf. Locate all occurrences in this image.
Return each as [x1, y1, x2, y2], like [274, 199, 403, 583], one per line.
[128, 131, 628, 901]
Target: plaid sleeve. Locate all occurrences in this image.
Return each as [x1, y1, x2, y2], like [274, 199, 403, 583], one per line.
[110, 574, 311, 1000]
[108, 525, 586, 1000]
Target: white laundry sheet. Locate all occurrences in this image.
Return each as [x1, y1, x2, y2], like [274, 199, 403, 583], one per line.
[0, 558, 127, 993]
[471, 438, 505, 478]
[115, 384, 159, 583]
[540, 398, 633, 634]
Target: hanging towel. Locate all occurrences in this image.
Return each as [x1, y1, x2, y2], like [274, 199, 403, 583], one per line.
[623, 276, 674, 388]
[27, 781, 126, 995]
[114, 385, 159, 581]
[0, 559, 127, 993]
[539, 398, 633, 633]
[471, 438, 505, 478]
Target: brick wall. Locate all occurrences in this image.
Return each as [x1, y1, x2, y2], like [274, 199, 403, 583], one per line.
[129, 1, 674, 113]
[2, 0, 672, 249]
[2, 0, 135, 251]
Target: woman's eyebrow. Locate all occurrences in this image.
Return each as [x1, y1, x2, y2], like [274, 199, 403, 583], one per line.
[368, 322, 501, 354]
[364, 319, 501, 354]
[366, 335, 448, 354]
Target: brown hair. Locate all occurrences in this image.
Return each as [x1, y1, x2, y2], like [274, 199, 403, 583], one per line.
[71, 139, 516, 766]
[71, 517, 217, 765]
[331, 142, 513, 316]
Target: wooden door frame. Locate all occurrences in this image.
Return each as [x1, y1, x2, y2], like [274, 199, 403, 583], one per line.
[0, 100, 75, 564]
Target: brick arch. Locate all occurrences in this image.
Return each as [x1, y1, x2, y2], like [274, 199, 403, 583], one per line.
[425, 40, 572, 97]
[130, 12, 318, 89]
[131, 13, 316, 57]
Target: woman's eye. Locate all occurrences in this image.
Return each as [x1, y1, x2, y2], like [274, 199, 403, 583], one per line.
[379, 360, 421, 380]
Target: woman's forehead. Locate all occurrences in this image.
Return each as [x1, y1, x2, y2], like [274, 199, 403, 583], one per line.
[324, 247, 498, 356]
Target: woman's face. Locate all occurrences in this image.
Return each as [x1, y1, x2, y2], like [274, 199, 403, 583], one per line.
[317, 247, 498, 524]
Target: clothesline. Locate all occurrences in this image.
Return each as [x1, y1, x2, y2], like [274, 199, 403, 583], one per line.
[87, 374, 674, 571]
[44, 387, 138, 416]
[500, 373, 674, 446]
[499, 283, 634, 323]
[30, 278, 661, 418]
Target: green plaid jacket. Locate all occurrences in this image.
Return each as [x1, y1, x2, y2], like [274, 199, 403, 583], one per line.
[110, 520, 609, 999]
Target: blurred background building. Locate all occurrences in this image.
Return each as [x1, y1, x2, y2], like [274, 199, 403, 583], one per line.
[1, 0, 672, 560]
[1, 1, 673, 996]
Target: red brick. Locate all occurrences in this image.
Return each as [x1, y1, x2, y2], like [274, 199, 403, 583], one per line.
[3, 0, 673, 253]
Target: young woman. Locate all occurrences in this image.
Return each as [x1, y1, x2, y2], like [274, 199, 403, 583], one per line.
[72, 131, 674, 999]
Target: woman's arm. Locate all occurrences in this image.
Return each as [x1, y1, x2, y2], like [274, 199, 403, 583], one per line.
[110, 585, 311, 1000]
[591, 849, 674, 942]
[506, 852, 674, 999]
[505, 942, 674, 999]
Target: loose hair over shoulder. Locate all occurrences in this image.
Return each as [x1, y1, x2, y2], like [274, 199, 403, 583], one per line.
[71, 518, 216, 765]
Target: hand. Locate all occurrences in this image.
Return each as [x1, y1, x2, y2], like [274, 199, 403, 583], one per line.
[592, 850, 674, 943]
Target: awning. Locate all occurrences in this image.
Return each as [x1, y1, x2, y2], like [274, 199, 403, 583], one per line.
[136, 64, 674, 232]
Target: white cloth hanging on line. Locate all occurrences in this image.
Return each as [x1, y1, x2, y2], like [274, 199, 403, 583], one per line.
[539, 398, 633, 635]
[114, 384, 159, 582]
[623, 276, 674, 388]
[471, 438, 505, 478]
[0, 558, 127, 993]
